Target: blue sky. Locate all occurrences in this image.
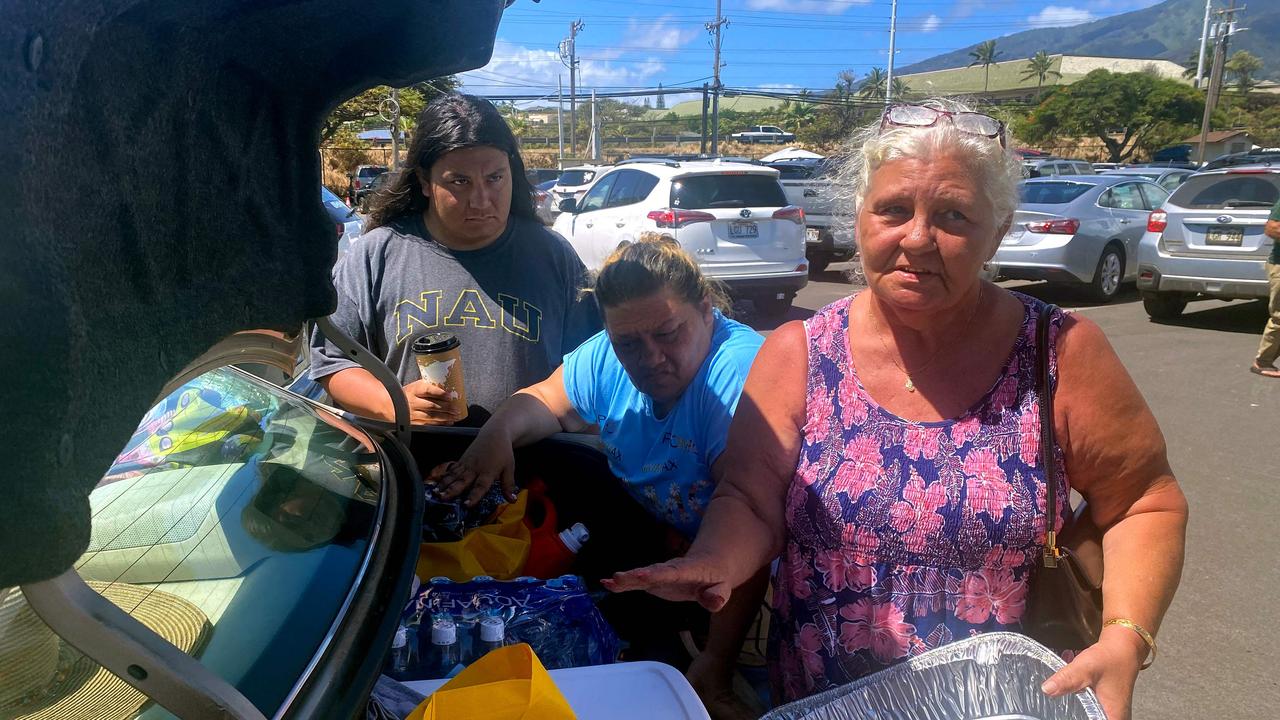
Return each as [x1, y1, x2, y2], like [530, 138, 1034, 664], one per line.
[460, 0, 1164, 106]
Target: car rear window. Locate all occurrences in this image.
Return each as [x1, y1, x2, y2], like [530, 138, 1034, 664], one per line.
[1020, 182, 1094, 204]
[357, 167, 386, 177]
[671, 174, 787, 209]
[558, 170, 596, 186]
[1169, 174, 1280, 209]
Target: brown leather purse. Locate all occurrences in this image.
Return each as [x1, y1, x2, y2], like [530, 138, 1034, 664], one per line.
[1022, 303, 1105, 652]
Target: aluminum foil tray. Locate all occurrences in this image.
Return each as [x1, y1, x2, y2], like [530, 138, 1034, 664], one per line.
[762, 632, 1106, 720]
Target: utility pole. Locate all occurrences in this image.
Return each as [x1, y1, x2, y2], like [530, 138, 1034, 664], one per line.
[700, 83, 710, 155]
[1196, 1, 1243, 165]
[1194, 0, 1214, 89]
[556, 75, 565, 166]
[389, 87, 401, 170]
[558, 20, 584, 158]
[707, 0, 726, 155]
[589, 90, 599, 162]
[885, 0, 899, 105]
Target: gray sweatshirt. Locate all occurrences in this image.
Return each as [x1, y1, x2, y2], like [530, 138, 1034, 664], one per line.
[309, 214, 601, 423]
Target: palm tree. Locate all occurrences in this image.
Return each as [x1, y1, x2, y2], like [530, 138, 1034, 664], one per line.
[783, 100, 817, 129]
[1225, 50, 1264, 96]
[1020, 51, 1062, 96]
[1182, 47, 1214, 80]
[968, 40, 1004, 93]
[891, 77, 911, 100]
[859, 67, 888, 99]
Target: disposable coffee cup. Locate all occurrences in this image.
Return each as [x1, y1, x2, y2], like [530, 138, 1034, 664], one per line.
[412, 332, 468, 421]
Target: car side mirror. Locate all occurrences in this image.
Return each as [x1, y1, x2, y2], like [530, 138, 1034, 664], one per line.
[558, 198, 578, 213]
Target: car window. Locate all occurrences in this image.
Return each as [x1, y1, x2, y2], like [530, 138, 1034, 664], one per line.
[22, 367, 384, 717]
[577, 172, 616, 213]
[558, 170, 596, 187]
[605, 170, 659, 208]
[357, 167, 386, 178]
[768, 164, 813, 180]
[1140, 183, 1170, 211]
[1169, 174, 1280, 209]
[1104, 183, 1145, 210]
[671, 174, 787, 209]
[1159, 172, 1188, 191]
[1071, 162, 1091, 174]
[1021, 181, 1094, 204]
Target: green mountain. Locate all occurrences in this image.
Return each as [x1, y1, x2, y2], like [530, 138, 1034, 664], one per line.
[899, 0, 1279, 82]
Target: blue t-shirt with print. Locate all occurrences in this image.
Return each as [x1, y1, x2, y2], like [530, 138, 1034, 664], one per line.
[561, 311, 763, 538]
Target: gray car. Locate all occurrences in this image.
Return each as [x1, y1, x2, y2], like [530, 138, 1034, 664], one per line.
[1100, 166, 1194, 194]
[995, 175, 1170, 302]
[1136, 166, 1279, 319]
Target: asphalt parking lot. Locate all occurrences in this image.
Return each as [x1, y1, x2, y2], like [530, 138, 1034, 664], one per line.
[745, 264, 1280, 717]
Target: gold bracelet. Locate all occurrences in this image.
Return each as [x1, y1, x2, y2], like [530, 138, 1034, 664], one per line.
[1104, 618, 1157, 670]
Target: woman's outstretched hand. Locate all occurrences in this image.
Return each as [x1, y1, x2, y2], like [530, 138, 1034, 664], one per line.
[600, 555, 734, 612]
[1042, 625, 1149, 720]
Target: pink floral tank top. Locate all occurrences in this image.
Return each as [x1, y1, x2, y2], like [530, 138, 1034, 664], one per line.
[768, 292, 1068, 703]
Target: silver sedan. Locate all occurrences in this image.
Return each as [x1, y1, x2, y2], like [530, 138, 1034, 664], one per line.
[994, 175, 1170, 302]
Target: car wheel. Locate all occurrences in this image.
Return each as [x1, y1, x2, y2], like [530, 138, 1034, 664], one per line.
[1087, 245, 1124, 302]
[753, 294, 794, 318]
[1141, 291, 1188, 320]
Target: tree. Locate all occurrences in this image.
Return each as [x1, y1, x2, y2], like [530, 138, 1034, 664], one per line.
[968, 40, 1004, 93]
[782, 99, 818, 129]
[1225, 51, 1264, 96]
[859, 68, 888, 99]
[1182, 47, 1214, 80]
[1016, 69, 1203, 163]
[320, 76, 459, 144]
[1020, 51, 1062, 96]
[891, 77, 912, 100]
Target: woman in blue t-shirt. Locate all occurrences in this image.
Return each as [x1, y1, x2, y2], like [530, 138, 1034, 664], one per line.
[429, 236, 765, 718]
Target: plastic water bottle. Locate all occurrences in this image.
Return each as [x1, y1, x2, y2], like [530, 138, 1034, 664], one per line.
[476, 616, 507, 659]
[389, 624, 412, 675]
[424, 616, 461, 678]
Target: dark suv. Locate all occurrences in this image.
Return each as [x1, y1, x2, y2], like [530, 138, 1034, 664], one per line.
[348, 164, 389, 205]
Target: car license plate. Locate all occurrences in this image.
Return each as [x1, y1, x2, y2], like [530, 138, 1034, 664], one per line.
[730, 221, 759, 239]
[805, 227, 819, 243]
[1205, 226, 1243, 246]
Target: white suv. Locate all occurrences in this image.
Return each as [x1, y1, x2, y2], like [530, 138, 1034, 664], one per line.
[552, 159, 808, 316]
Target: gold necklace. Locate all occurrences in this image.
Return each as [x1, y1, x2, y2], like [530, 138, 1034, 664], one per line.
[867, 286, 984, 393]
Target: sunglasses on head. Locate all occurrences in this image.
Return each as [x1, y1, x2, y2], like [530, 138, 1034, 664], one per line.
[879, 104, 1007, 148]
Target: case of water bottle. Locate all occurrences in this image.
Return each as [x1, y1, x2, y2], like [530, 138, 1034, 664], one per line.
[386, 574, 621, 681]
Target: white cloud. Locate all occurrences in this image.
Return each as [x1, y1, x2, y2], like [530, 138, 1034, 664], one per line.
[1027, 5, 1097, 27]
[920, 14, 942, 33]
[460, 39, 666, 94]
[626, 15, 700, 51]
[744, 0, 870, 15]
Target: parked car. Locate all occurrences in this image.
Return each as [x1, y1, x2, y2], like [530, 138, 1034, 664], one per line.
[322, 185, 362, 254]
[729, 125, 795, 144]
[1152, 144, 1193, 163]
[549, 165, 604, 208]
[1136, 166, 1280, 319]
[994, 175, 1170, 302]
[1100, 166, 1194, 193]
[1203, 148, 1280, 171]
[525, 168, 561, 185]
[534, 179, 557, 225]
[1091, 162, 1124, 171]
[356, 170, 394, 212]
[1022, 158, 1095, 178]
[552, 159, 808, 316]
[765, 158, 855, 273]
[347, 164, 389, 205]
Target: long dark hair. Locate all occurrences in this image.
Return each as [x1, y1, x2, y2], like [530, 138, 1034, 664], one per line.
[366, 93, 536, 231]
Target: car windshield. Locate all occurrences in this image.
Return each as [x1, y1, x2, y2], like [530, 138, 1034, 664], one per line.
[1020, 182, 1094, 204]
[768, 164, 815, 180]
[54, 367, 383, 718]
[358, 167, 386, 177]
[671, 174, 787, 209]
[321, 187, 344, 205]
[558, 170, 596, 187]
[1169, 174, 1280, 209]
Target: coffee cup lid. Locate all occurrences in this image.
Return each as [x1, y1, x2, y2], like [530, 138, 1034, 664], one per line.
[412, 333, 460, 354]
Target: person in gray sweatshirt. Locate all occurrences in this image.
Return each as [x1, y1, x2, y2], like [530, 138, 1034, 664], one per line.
[310, 94, 601, 426]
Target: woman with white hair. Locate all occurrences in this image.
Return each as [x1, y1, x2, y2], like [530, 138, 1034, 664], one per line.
[604, 101, 1188, 720]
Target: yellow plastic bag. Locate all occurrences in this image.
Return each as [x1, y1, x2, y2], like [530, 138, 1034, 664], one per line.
[417, 491, 531, 582]
[407, 643, 575, 720]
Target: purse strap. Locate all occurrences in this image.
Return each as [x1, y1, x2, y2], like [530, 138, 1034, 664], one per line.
[1037, 302, 1062, 570]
